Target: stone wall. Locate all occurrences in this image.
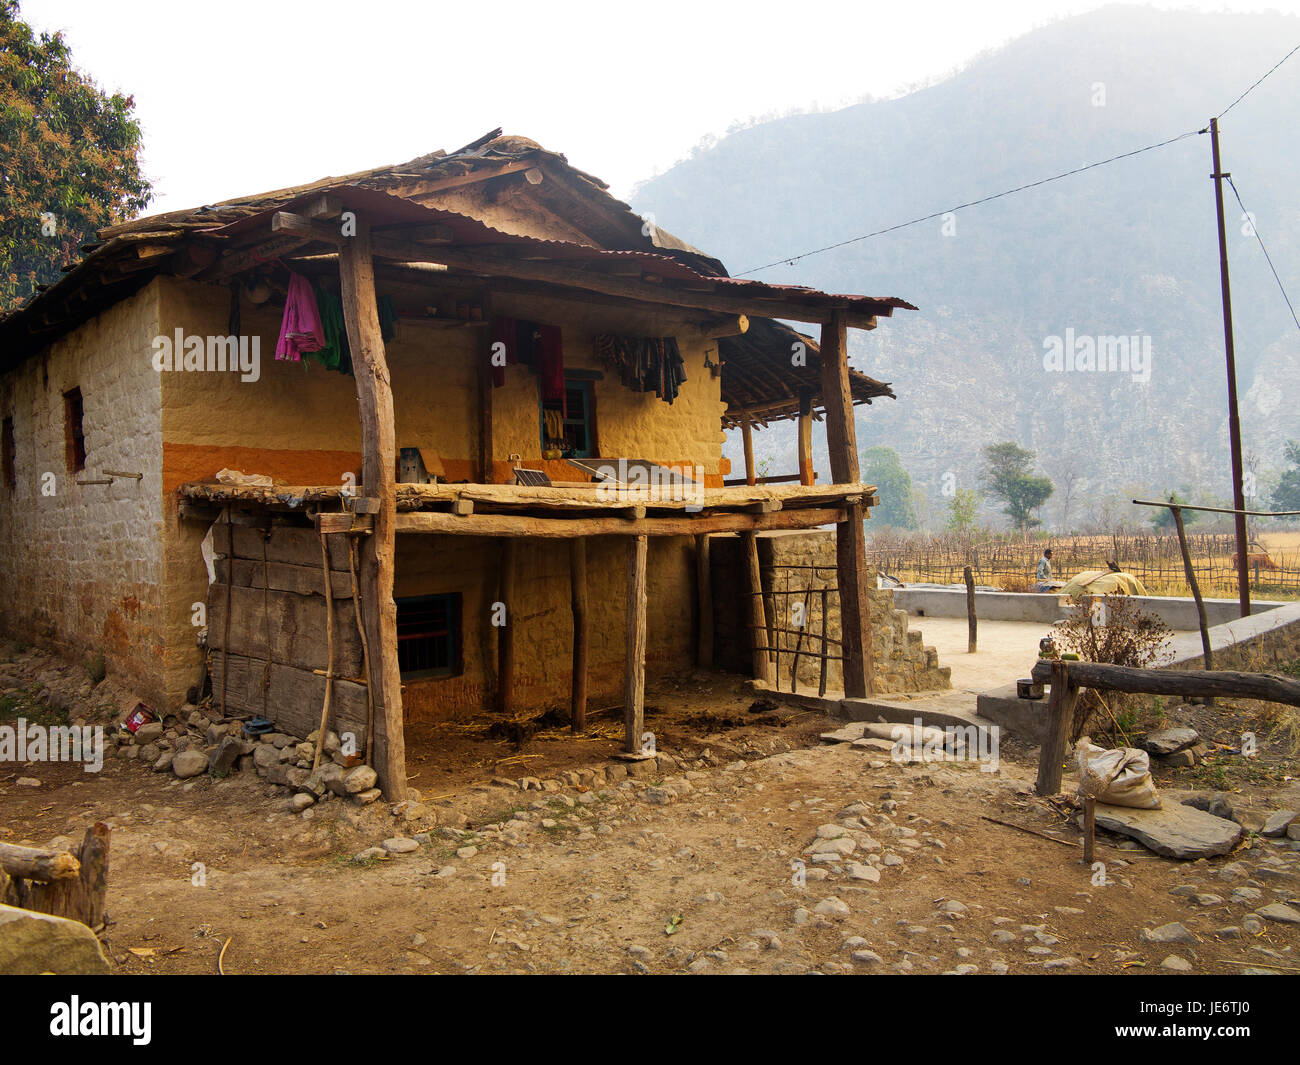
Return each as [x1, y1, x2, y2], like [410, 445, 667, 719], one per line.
[0, 283, 166, 704]
[711, 529, 951, 695]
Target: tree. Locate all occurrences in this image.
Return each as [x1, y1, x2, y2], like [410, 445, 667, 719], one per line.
[860, 445, 918, 530]
[1150, 490, 1199, 530]
[0, 1, 151, 312]
[946, 488, 979, 532]
[1269, 441, 1300, 512]
[980, 442, 1053, 531]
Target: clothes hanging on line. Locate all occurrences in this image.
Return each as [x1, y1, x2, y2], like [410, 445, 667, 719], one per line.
[299, 286, 398, 377]
[594, 333, 686, 404]
[490, 317, 564, 413]
[275, 272, 325, 361]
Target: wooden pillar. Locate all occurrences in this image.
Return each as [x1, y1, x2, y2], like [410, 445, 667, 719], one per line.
[623, 534, 648, 754]
[338, 219, 407, 800]
[694, 533, 713, 669]
[570, 537, 588, 731]
[744, 530, 774, 684]
[741, 410, 756, 486]
[797, 387, 814, 486]
[819, 309, 874, 697]
[496, 538, 516, 715]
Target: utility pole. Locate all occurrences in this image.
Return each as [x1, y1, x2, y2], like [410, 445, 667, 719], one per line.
[1210, 116, 1251, 618]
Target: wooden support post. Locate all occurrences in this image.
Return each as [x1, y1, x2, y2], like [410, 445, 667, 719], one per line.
[338, 217, 407, 800]
[478, 295, 494, 483]
[741, 410, 757, 487]
[570, 537, 588, 732]
[1082, 796, 1097, 865]
[818, 587, 830, 698]
[1172, 505, 1213, 672]
[1035, 660, 1078, 797]
[496, 538, 516, 715]
[964, 564, 978, 654]
[624, 534, 648, 754]
[694, 533, 713, 669]
[311, 530, 335, 774]
[819, 310, 873, 697]
[744, 530, 774, 685]
[797, 387, 814, 486]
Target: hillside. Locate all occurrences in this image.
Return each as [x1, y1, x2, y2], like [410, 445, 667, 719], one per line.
[631, 5, 1300, 530]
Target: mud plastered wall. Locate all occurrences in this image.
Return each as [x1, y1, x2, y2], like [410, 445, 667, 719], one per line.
[0, 283, 166, 703]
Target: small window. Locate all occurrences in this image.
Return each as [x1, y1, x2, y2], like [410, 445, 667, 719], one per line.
[2, 417, 14, 492]
[63, 388, 85, 473]
[540, 379, 595, 458]
[395, 593, 461, 679]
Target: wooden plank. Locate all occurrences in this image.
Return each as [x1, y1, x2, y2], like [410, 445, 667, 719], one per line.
[1035, 660, 1077, 796]
[695, 533, 713, 669]
[570, 538, 589, 731]
[215, 557, 354, 599]
[393, 506, 850, 538]
[209, 653, 368, 741]
[207, 584, 363, 676]
[496, 539, 516, 715]
[744, 531, 774, 685]
[624, 535, 648, 753]
[212, 523, 352, 571]
[338, 219, 407, 800]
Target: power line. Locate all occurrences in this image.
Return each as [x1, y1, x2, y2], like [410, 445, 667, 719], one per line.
[734, 130, 1204, 276]
[1226, 175, 1300, 335]
[1218, 42, 1300, 119]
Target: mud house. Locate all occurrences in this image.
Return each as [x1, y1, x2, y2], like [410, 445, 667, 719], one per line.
[0, 131, 919, 798]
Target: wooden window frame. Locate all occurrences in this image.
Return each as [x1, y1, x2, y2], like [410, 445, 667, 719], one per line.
[63, 388, 86, 474]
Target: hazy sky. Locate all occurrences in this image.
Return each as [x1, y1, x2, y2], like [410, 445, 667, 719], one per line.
[19, 0, 1300, 217]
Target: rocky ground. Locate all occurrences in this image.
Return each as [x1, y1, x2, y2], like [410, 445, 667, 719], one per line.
[2, 644, 1299, 975]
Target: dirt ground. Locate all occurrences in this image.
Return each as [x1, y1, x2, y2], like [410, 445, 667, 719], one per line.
[4, 649, 1299, 976]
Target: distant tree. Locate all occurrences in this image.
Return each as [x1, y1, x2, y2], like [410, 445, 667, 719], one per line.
[1150, 490, 1199, 530]
[0, 1, 151, 311]
[946, 488, 980, 532]
[1269, 441, 1300, 512]
[860, 445, 918, 530]
[980, 442, 1053, 531]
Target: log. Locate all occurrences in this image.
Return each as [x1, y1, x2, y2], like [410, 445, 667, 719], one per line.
[1035, 660, 1077, 796]
[570, 538, 589, 732]
[1029, 659, 1300, 706]
[0, 842, 79, 882]
[797, 412, 814, 486]
[12, 824, 110, 929]
[624, 535, 648, 754]
[339, 218, 407, 800]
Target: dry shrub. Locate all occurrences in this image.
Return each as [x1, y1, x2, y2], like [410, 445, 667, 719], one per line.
[1000, 574, 1031, 593]
[1050, 595, 1174, 742]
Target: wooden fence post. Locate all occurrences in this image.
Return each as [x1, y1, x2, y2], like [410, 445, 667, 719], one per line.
[1036, 660, 1078, 796]
[964, 564, 977, 653]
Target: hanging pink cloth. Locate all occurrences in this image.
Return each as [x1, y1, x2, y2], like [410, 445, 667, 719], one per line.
[275, 272, 325, 361]
[538, 324, 565, 416]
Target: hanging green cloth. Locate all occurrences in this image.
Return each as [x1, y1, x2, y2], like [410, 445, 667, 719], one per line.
[304, 284, 397, 377]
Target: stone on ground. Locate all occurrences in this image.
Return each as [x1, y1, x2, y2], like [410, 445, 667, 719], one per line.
[1093, 802, 1242, 859]
[0, 904, 110, 974]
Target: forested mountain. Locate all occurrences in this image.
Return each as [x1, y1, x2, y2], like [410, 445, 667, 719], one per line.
[631, 5, 1300, 530]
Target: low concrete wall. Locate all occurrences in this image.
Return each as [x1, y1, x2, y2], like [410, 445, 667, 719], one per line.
[894, 587, 1284, 631]
[976, 600, 1300, 742]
